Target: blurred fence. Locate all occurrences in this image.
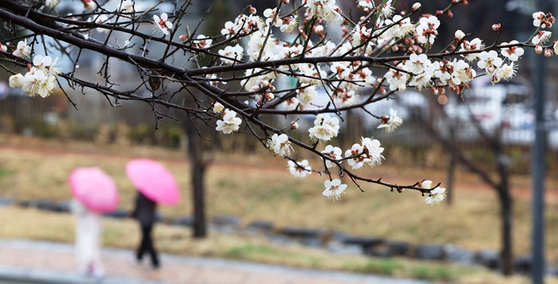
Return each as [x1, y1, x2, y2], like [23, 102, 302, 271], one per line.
[2, 86, 558, 177]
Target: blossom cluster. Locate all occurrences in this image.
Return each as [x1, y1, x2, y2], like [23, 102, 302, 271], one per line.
[8, 40, 60, 98]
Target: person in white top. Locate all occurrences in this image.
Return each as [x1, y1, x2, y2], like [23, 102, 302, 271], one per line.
[70, 198, 105, 278]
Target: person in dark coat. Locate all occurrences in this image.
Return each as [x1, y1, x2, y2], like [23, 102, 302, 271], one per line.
[131, 191, 160, 268]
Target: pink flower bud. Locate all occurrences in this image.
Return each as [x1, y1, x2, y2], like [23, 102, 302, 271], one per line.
[179, 34, 188, 41]
[535, 44, 543, 54]
[248, 5, 256, 15]
[0, 44, 6, 53]
[412, 2, 421, 12]
[81, 0, 96, 10]
[492, 23, 502, 31]
[545, 48, 553, 57]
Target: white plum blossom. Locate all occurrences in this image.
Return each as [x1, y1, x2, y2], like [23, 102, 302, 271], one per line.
[384, 67, 409, 91]
[220, 14, 264, 39]
[212, 102, 224, 113]
[415, 15, 440, 46]
[477, 50, 503, 73]
[297, 63, 327, 86]
[218, 44, 244, 64]
[21, 69, 56, 98]
[345, 143, 366, 170]
[459, 38, 483, 62]
[9, 54, 60, 98]
[500, 41, 524, 61]
[153, 13, 173, 35]
[215, 109, 242, 134]
[385, 15, 414, 39]
[377, 108, 403, 133]
[322, 179, 347, 201]
[279, 17, 297, 33]
[287, 160, 311, 178]
[425, 187, 447, 205]
[268, 133, 292, 156]
[13, 40, 31, 59]
[296, 85, 317, 109]
[531, 31, 552, 45]
[304, 0, 342, 22]
[357, 0, 374, 10]
[420, 180, 446, 205]
[491, 62, 517, 84]
[321, 145, 342, 168]
[344, 137, 384, 170]
[378, 0, 395, 19]
[361, 137, 384, 166]
[308, 114, 340, 142]
[405, 53, 431, 74]
[449, 59, 475, 86]
[45, 0, 61, 8]
[9, 73, 24, 89]
[408, 62, 436, 90]
[533, 11, 547, 27]
[192, 35, 212, 49]
[280, 97, 300, 110]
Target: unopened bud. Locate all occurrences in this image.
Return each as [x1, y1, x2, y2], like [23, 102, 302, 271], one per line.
[290, 122, 299, 130]
[179, 34, 188, 41]
[436, 10, 443, 16]
[412, 2, 421, 12]
[535, 44, 543, 54]
[430, 86, 439, 95]
[281, 0, 289, 4]
[314, 25, 324, 36]
[248, 5, 257, 15]
[492, 23, 502, 31]
[0, 44, 6, 53]
[264, 92, 274, 101]
[454, 30, 465, 41]
[81, 0, 96, 10]
[544, 48, 553, 57]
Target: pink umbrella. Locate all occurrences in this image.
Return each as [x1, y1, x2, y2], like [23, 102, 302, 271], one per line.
[126, 159, 180, 205]
[68, 167, 119, 213]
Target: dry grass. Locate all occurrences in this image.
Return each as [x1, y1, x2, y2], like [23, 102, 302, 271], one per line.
[1, 135, 558, 282]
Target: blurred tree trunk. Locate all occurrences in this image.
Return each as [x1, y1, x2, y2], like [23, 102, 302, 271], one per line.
[413, 112, 514, 275]
[497, 152, 513, 275]
[182, 119, 207, 238]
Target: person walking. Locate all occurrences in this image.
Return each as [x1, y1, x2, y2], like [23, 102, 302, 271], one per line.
[131, 191, 160, 268]
[71, 198, 105, 278]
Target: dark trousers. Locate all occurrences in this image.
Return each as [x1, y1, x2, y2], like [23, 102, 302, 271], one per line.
[136, 224, 159, 267]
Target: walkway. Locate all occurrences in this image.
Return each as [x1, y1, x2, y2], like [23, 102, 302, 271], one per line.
[0, 239, 431, 284]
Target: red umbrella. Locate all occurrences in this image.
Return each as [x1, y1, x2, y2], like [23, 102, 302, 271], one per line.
[126, 159, 180, 205]
[68, 167, 119, 213]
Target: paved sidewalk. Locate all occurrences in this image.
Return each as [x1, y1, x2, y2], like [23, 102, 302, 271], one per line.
[0, 239, 431, 284]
